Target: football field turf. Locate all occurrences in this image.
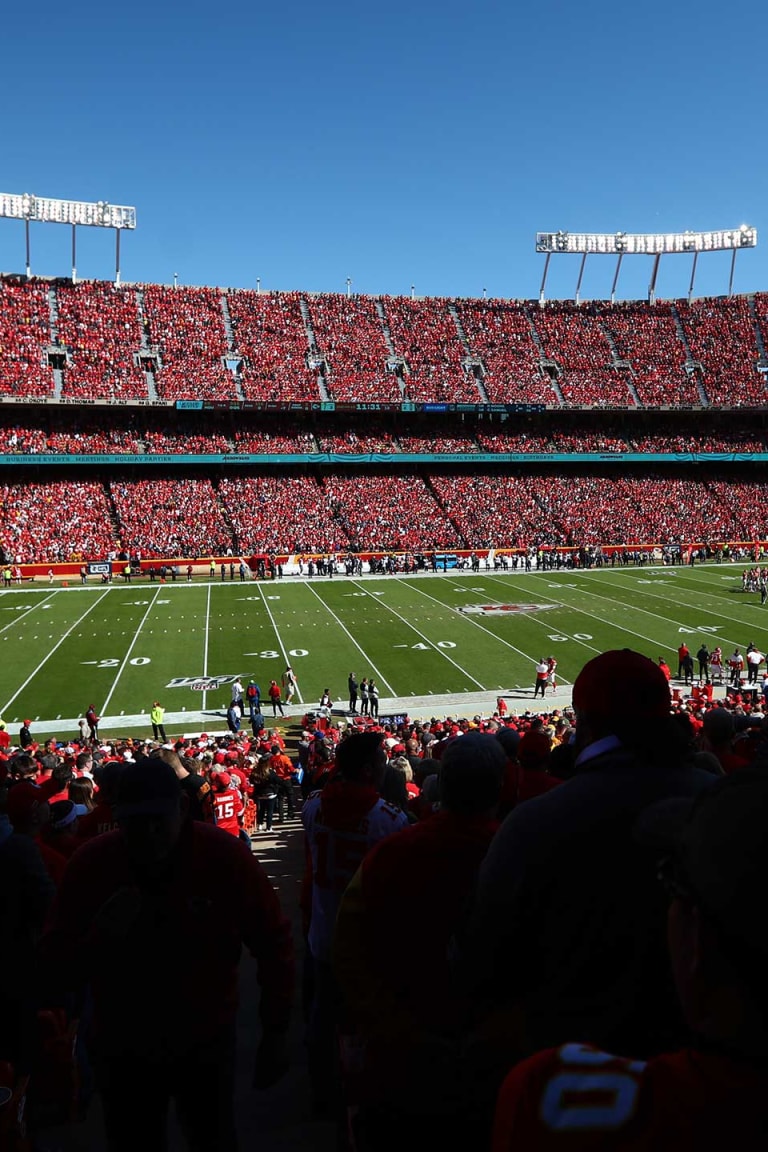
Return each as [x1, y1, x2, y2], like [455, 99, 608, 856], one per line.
[0, 564, 762, 740]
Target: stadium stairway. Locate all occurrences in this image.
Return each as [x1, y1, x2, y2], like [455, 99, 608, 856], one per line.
[220, 293, 246, 401]
[524, 304, 566, 403]
[748, 294, 768, 372]
[599, 319, 641, 405]
[449, 302, 490, 402]
[671, 303, 709, 405]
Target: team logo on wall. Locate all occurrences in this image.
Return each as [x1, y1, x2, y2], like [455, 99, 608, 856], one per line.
[458, 603, 556, 616]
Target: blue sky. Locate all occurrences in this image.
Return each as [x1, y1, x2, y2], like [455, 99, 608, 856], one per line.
[1, 0, 765, 301]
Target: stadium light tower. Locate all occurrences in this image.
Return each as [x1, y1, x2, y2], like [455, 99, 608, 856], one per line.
[535, 226, 757, 303]
[0, 192, 136, 284]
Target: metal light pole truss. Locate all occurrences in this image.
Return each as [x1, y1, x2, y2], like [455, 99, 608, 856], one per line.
[0, 192, 137, 284]
[535, 227, 757, 304]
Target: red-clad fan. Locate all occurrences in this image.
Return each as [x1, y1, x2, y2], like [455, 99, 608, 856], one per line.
[6, 781, 67, 887]
[492, 764, 768, 1151]
[211, 771, 244, 837]
[77, 761, 123, 841]
[0, 720, 11, 750]
[40, 758, 294, 1151]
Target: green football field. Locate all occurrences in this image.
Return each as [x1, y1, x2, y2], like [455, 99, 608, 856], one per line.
[0, 564, 762, 741]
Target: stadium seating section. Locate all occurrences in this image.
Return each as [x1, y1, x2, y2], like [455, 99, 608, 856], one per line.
[2, 276, 768, 562]
[4, 470, 768, 562]
[1, 277, 767, 408]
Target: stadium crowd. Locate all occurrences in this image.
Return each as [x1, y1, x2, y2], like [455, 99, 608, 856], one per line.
[55, 282, 146, 400]
[227, 290, 318, 402]
[109, 478, 233, 557]
[382, 296, 478, 403]
[4, 471, 768, 561]
[1, 278, 768, 408]
[0, 278, 54, 397]
[3, 646, 768, 1148]
[529, 301, 633, 406]
[306, 294, 401, 403]
[142, 285, 232, 400]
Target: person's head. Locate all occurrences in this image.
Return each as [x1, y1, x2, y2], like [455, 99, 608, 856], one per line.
[76, 751, 93, 775]
[10, 754, 36, 780]
[92, 760, 125, 804]
[646, 765, 768, 1053]
[572, 648, 673, 752]
[68, 777, 94, 811]
[47, 799, 86, 837]
[492, 728, 522, 764]
[439, 732, 506, 817]
[52, 760, 74, 788]
[6, 782, 50, 835]
[335, 731, 386, 786]
[114, 758, 186, 871]
[702, 708, 735, 750]
[389, 755, 413, 784]
[380, 765, 408, 810]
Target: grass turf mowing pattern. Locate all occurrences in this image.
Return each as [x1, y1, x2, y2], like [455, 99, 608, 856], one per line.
[0, 566, 764, 733]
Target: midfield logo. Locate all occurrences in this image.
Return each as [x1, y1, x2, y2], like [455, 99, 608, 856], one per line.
[458, 603, 556, 616]
[166, 674, 241, 690]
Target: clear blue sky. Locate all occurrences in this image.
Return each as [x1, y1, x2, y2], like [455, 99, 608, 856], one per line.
[1, 0, 766, 301]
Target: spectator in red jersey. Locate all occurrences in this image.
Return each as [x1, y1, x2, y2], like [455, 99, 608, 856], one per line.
[40, 758, 294, 1152]
[270, 744, 295, 822]
[0, 720, 11, 751]
[492, 763, 768, 1151]
[77, 761, 123, 841]
[658, 657, 672, 682]
[210, 771, 244, 837]
[6, 781, 66, 887]
[334, 733, 506, 1146]
[456, 650, 715, 1142]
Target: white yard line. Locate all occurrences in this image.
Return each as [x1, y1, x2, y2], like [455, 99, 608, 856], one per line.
[484, 572, 677, 655]
[413, 577, 594, 673]
[305, 582, 397, 696]
[554, 570, 751, 651]
[100, 588, 163, 716]
[1, 588, 112, 714]
[0, 590, 59, 638]
[202, 583, 212, 712]
[352, 580, 486, 691]
[575, 568, 768, 641]
[256, 583, 305, 705]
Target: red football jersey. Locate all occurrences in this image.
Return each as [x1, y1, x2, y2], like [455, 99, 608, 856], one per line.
[213, 787, 244, 837]
[493, 1042, 768, 1151]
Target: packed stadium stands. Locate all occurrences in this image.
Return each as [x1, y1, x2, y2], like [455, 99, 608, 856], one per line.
[0, 278, 54, 396]
[306, 293, 401, 403]
[227, 289, 318, 401]
[1, 276, 768, 564]
[381, 295, 478, 403]
[56, 281, 147, 400]
[2, 277, 768, 410]
[142, 284, 232, 400]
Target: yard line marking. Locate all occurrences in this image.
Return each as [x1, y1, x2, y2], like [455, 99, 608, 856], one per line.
[485, 572, 701, 657]
[0, 590, 58, 638]
[0, 588, 111, 715]
[404, 578, 592, 674]
[578, 568, 768, 640]
[305, 583, 397, 696]
[256, 584, 305, 705]
[100, 588, 163, 717]
[353, 580, 486, 691]
[552, 570, 753, 651]
[202, 583, 212, 712]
